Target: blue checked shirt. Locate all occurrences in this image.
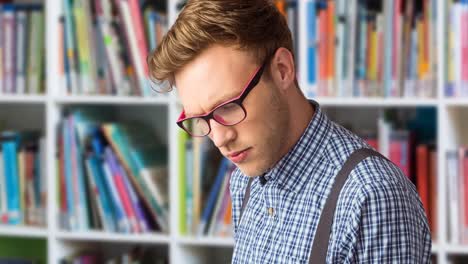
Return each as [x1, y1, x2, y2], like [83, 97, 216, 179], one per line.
[230, 100, 432, 263]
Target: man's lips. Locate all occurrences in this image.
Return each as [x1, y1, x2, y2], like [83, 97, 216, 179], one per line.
[227, 148, 251, 163]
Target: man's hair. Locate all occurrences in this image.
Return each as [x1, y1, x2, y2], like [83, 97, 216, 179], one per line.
[147, 0, 295, 89]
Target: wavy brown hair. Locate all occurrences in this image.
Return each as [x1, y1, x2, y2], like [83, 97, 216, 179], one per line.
[147, 0, 295, 91]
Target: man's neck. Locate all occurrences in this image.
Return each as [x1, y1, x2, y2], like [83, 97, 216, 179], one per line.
[287, 96, 315, 149]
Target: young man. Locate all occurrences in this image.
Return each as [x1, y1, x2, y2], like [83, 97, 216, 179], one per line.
[148, 0, 431, 263]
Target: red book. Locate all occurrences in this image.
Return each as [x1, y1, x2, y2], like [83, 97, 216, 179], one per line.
[416, 145, 430, 220]
[428, 149, 437, 240]
[461, 7, 468, 85]
[389, 130, 411, 179]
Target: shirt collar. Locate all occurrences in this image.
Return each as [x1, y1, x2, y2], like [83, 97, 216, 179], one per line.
[261, 99, 332, 193]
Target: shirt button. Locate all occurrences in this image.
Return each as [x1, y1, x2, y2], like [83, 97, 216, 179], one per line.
[268, 207, 275, 216]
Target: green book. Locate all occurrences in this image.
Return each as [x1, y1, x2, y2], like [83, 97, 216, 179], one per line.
[178, 130, 189, 235]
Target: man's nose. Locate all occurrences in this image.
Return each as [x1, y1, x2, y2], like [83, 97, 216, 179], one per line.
[208, 119, 236, 148]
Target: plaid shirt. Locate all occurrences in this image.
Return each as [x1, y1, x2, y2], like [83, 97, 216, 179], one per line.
[230, 100, 432, 263]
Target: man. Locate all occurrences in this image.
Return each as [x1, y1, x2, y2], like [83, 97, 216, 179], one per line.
[147, 0, 432, 263]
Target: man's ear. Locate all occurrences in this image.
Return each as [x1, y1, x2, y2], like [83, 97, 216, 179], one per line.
[269, 47, 296, 92]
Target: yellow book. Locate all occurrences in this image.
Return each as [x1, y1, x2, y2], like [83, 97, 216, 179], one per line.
[369, 25, 378, 82]
[417, 20, 429, 78]
[73, 0, 92, 93]
[448, 1, 456, 85]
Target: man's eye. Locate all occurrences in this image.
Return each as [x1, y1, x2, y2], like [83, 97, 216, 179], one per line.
[221, 103, 237, 110]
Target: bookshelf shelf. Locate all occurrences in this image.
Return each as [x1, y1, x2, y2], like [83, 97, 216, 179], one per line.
[56, 231, 171, 244]
[443, 98, 468, 107]
[444, 245, 468, 255]
[53, 95, 171, 106]
[176, 236, 235, 247]
[0, 95, 47, 104]
[316, 97, 439, 107]
[0, 226, 48, 239]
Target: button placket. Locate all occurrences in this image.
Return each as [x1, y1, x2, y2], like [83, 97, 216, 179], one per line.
[263, 183, 278, 219]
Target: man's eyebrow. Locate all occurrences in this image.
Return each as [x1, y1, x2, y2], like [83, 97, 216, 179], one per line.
[185, 91, 240, 117]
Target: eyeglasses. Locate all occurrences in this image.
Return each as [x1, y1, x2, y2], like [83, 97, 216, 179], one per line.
[177, 62, 266, 137]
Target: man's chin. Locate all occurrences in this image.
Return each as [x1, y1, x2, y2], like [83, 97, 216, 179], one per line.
[236, 164, 267, 177]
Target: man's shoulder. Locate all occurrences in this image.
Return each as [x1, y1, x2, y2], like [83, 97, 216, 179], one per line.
[323, 120, 414, 195]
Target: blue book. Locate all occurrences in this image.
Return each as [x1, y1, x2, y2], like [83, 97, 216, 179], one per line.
[146, 11, 158, 51]
[1, 133, 21, 225]
[69, 116, 90, 230]
[307, 1, 317, 93]
[185, 140, 194, 234]
[383, 0, 394, 97]
[86, 155, 117, 232]
[197, 158, 230, 236]
[101, 149, 130, 233]
[104, 147, 136, 233]
[61, 16, 72, 93]
[62, 120, 75, 230]
[356, 3, 367, 96]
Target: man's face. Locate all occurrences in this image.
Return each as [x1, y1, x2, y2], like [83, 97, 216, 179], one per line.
[175, 45, 290, 177]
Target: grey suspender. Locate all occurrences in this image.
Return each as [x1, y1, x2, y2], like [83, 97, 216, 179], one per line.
[238, 148, 385, 264]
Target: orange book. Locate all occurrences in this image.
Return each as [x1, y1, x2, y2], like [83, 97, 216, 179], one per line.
[275, 0, 287, 17]
[318, 10, 327, 95]
[326, 1, 335, 95]
[220, 197, 232, 237]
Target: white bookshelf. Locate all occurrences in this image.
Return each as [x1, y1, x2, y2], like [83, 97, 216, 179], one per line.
[0, 225, 48, 239]
[0, 0, 465, 263]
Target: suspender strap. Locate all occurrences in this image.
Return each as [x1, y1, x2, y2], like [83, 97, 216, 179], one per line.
[239, 177, 254, 221]
[238, 148, 383, 264]
[308, 148, 383, 263]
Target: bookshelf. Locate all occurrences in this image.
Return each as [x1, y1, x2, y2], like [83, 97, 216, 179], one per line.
[0, 0, 467, 263]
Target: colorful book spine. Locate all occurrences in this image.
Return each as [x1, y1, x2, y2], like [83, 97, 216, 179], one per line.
[2, 135, 21, 224]
[2, 5, 15, 94]
[101, 160, 130, 233]
[15, 10, 26, 94]
[26, 9, 44, 94]
[306, 1, 317, 95]
[62, 0, 79, 94]
[104, 147, 140, 233]
[197, 158, 230, 236]
[178, 131, 188, 235]
[118, 160, 149, 232]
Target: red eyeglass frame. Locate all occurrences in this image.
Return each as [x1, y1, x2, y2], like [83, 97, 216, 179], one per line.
[176, 62, 267, 136]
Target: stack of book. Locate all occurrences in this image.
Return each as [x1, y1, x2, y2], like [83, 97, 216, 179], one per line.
[304, 0, 437, 98]
[447, 147, 468, 244]
[0, 3, 45, 95]
[445, 0, 468, 97]
[178, 132, 235, 237]
[59, 0, 168, 96]
[0, 130, 46, 227]
[58, 108, 168, 233]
